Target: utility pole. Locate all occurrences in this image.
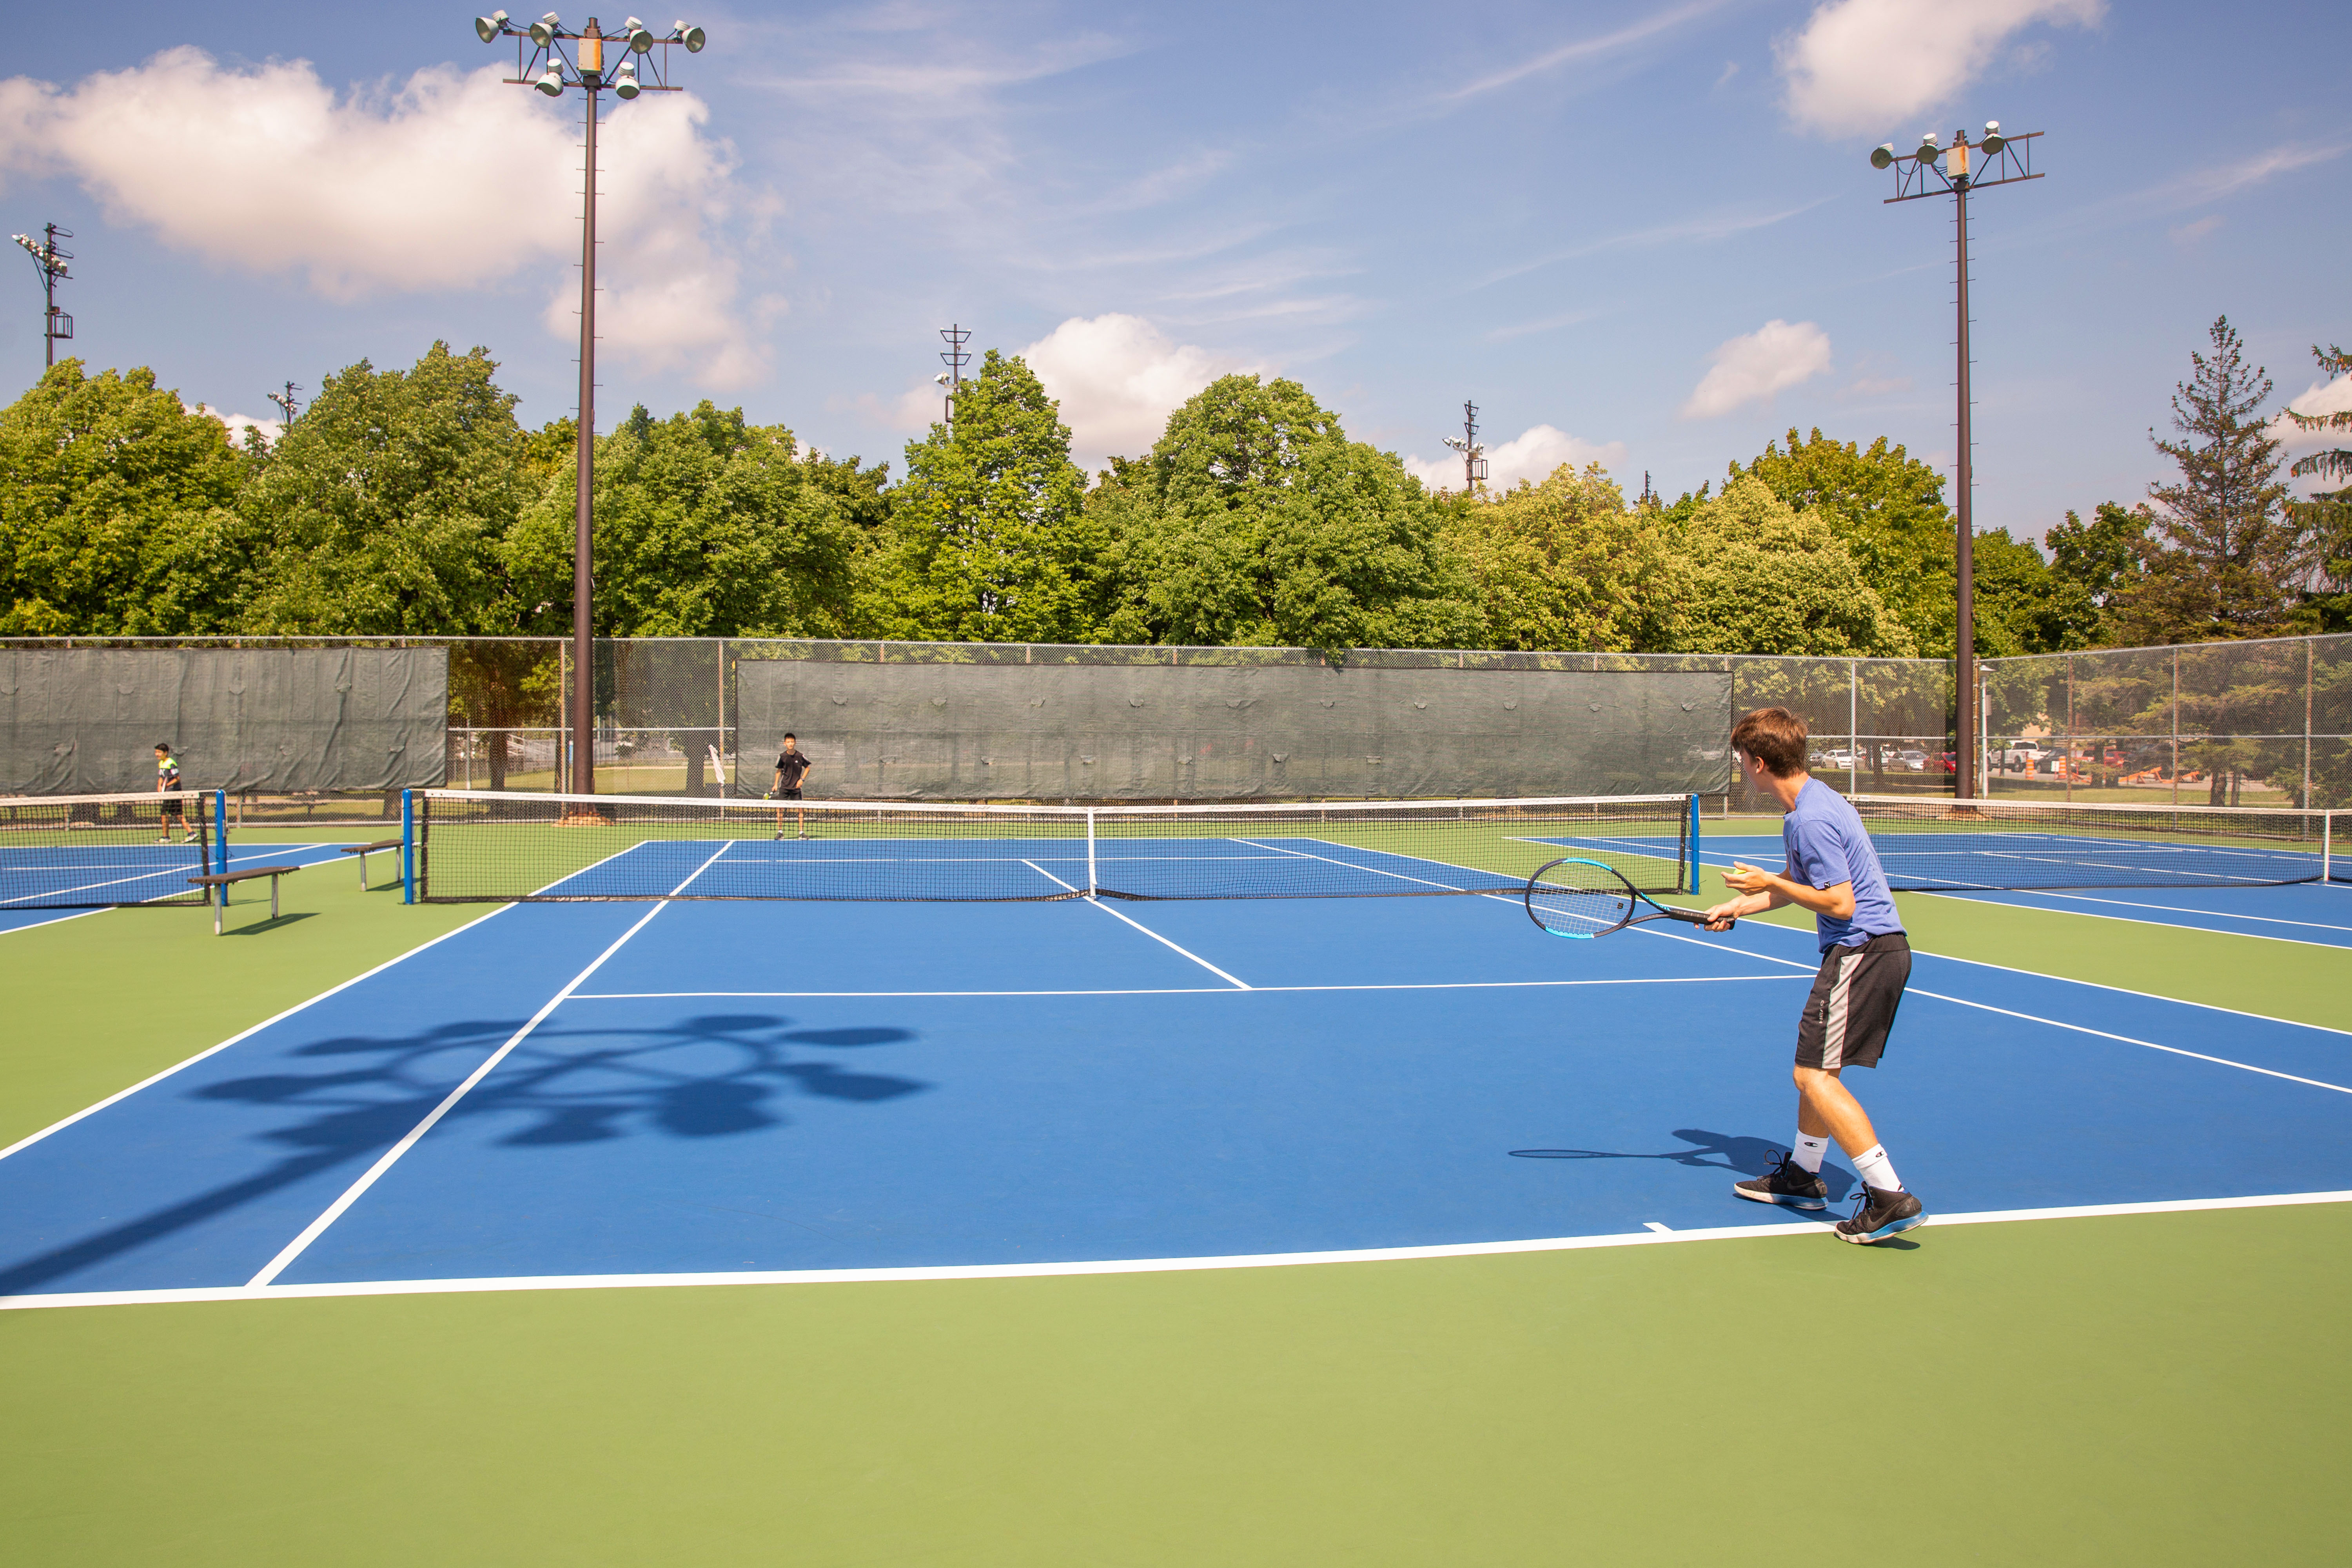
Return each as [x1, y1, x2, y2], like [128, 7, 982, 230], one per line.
[935, 324, 971, 429]
[1441, 400, 1488, 491]
[10, 224, 73, 370]
[266, 382, 302, 424]
[1869, 122, 2043, 801]
[475, 8, 707, 798]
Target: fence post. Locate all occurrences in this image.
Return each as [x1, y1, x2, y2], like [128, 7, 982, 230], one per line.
[2306, 639, 2316, 810]
[1848, 659, 1858, 795]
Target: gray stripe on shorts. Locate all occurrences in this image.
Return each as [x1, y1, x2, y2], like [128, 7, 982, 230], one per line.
[1822, 951, 1867, 1069]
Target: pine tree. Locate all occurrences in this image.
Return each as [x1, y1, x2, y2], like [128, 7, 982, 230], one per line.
[2112, 316, 2301, 643]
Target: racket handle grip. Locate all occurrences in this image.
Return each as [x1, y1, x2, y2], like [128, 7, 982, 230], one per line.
[1669, 907, 1733, 930]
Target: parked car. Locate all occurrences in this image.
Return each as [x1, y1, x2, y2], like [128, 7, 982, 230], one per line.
[1896, 749, 1929, 771]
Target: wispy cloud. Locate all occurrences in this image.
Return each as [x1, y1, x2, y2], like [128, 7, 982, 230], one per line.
[1485, 307, 1606, 343]
[1471, 201, 1828, 290]
[1680, 319, 1833, 418]
[1432, 0, 1736, 105]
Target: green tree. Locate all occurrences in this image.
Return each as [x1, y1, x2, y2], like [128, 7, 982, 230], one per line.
[1730, 428, 1955, 653]
[2045, 500, 2151, 634]
[2285, 343, 2352, 626]
[1441, 463, 1673, 651]
[1097, 374, 1480, 651]
[2112, 316, 2301, 644]
[1969, 528, 2100, 655]
[238, 343, 528, 635]
[1659, 475, 1914, 656]
[507, 401, 858, 638]
[0, 360, 259, 634]
[856, 350, 1099, 642]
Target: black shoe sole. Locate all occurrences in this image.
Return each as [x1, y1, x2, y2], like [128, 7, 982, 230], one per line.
[1733, 1184, 1826, 1211]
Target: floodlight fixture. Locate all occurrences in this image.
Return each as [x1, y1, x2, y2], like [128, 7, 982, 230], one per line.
[529, 11, 560, 45]
[1981, 120, 2005, 157]
[1870, 143, 1896, 170]
[534, 61, 565, 94]
[624, 15, 655, 50]
[676, 21, 706, 51]
[1915, 132, 1939, 164]
[613, 59, 639, 97]
[474, 11, 509, 42]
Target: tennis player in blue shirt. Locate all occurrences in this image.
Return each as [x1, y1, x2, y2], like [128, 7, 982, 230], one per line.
[1703, 706, 1926, 1243]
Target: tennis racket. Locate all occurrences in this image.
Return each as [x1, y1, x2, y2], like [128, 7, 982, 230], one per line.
[1525, 857, 1730, 939]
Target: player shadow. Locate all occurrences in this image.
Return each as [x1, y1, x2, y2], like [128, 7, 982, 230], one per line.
[1509, 1128, 1857, 1198]
[0, 1010, 928, 1297]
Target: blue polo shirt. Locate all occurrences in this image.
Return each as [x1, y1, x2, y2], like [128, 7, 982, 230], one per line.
[1782, 778, 1903, 953]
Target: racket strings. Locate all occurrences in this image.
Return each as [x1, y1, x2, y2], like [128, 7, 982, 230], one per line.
[1527, 881, 1633, 936]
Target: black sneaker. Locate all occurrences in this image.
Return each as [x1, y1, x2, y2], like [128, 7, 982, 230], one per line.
[1834, 1185, 1926, 1244]
[1732, 1152, 1828, 1211]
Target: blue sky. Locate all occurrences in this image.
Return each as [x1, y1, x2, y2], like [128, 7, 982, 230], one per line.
[3, 0, 2346, 541]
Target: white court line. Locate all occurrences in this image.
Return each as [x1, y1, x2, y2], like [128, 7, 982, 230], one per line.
[1024, 859, 1251, 989]
[1935, 887, 2352, 935]
[1632, 922, 2352, 1092]
[0, 903, 517, 1164]
[567, 976, 1809, 1000]
[245, 840, 739, 1289]
[9, 1188, 2348, 1312]
[0, 907, 107, 936]
[1914, 891, 2352, 950]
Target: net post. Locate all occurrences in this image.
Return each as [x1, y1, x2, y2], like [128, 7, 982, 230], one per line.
[1087, 809, 1098, 898]
[212, 789, 228, 876]
[1686, 793, 1700, 895]
[401, 789, 417, 904]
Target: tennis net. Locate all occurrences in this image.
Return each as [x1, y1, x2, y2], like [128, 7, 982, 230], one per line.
[415, 789, 1697, 903]
[1847, 795, 2346, 890]
[0, 791, 217, 909]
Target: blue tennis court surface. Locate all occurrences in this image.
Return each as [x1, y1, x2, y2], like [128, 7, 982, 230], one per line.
[3, 872, 2348, 1302]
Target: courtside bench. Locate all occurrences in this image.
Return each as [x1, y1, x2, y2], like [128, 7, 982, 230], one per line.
[190, 864, 302, 935]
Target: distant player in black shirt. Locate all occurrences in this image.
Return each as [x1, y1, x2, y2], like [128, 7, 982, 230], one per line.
[770, 733, 814, 839]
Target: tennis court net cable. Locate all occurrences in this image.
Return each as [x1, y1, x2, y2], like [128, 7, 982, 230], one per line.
[0, 790, 222, 909]
[1844, 794, 2347, 890]
[413, 789, 1701, 903]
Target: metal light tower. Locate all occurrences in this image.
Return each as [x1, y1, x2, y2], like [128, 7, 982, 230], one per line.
[266, 382, 301, 424]
[934, 324, 971, 429]
[1870, 121, 2042, 801]
[10, 224, 73, 370]
[474, 8, 706, 798]
[1441, 400, 1488, 491]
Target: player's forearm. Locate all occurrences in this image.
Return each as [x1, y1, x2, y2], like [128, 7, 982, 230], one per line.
[1762, 875, 1855, 919]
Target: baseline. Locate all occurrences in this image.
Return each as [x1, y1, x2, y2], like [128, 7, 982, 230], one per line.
[11, 1187, 2347, 1312]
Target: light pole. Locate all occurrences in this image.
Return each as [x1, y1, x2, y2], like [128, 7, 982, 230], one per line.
[934, 323, 971, 429]
[266, 381, 301, 425]
[1441, 399, 1487, 492]
[10, 224, 73, 370]
[1870, 122, 2041, 801]
[474, 8, 706, 798]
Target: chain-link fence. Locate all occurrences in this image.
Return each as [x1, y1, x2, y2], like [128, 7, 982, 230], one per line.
[1978, 635, 2350, 809]
[12, 631, 2343, 813]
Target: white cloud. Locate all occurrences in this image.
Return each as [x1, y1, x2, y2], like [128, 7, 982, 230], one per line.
[0, 49, 762, 388]
[187, 403, 281, 445]
[1403, 425, 1628, 493]
[1680, 319, 1833, 419]
[1020, 314, 1261, 470]
[1776, 0, 2103, 138]
[2169, 215, 2223, 245]
[2272, 370, 2352, 494]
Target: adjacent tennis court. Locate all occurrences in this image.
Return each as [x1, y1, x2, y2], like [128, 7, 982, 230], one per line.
[5, 795, 2350, 1563]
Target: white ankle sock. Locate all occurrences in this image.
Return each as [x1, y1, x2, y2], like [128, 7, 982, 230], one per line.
[1791, 1134, 1831, 1174]
[1852, 1144, 1902, 1193]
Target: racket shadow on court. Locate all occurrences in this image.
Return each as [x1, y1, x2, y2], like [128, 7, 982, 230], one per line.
[1510, 1129, 1857, 1200]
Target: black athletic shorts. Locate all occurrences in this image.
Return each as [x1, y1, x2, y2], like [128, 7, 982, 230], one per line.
[775, 788, 802, 801]
[1794, 931, 1911, 1071]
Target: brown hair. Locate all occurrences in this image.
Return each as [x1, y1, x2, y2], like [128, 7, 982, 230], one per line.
[1730, 707, 1808, 778]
